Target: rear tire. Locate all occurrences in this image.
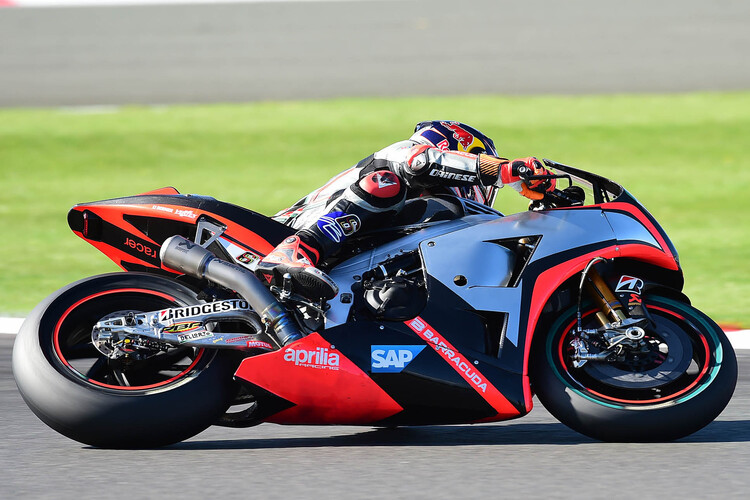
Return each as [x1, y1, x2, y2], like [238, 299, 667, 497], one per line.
[530, 295, 737, 441]
[13, 273, 236, 448]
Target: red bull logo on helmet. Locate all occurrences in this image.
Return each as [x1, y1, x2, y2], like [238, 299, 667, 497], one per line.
[441, 121, 474, 150]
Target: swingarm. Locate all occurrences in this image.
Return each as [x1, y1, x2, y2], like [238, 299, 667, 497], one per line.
[91, 299, 276, 360]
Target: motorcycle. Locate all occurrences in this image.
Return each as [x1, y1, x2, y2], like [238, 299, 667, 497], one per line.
[12, 160, 737, 447]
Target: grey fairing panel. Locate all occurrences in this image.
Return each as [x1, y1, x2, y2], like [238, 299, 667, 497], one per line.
[325, 215, 497, 327]
[603, 211, 661, 249]
[327, 209, 617, 345]
[420, 209, 617, 347]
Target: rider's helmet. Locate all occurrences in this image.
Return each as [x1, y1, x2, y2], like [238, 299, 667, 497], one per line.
[410, 121, 501, 206]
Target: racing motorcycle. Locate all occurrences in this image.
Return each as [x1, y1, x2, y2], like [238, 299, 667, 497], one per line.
[13, 160, 737, 447]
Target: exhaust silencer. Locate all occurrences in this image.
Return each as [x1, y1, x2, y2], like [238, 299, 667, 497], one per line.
[159, 235, 302, 345]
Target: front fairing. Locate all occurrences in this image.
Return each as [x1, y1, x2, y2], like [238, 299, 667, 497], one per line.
[538, 161, 680, 269]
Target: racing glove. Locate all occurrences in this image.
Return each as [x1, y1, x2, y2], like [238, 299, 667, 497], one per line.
[497, 156, 556, 200]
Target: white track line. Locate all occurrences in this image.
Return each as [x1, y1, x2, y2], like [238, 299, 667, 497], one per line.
[2, 316, 748, 349]
[725, 331, 750, 350]
[0, 318, 25, 335]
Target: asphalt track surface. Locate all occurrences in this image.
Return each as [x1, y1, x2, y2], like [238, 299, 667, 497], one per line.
[2, 333, 750, 499]
[1, 0, 750, 107]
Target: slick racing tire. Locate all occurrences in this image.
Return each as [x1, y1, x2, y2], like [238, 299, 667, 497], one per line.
[530, 295, 737, 442]
[13, 273, 236, 448]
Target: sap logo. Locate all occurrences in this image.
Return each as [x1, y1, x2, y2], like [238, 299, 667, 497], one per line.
[371, 345, 425, 373]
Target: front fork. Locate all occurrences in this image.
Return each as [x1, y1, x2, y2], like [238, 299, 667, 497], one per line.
[571, 264, 652, 367]
[585, 268, 628, 327]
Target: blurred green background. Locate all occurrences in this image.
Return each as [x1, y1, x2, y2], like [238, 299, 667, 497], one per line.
[1, 92, 748, 324]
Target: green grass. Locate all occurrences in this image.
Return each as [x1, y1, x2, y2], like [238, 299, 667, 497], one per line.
[1, 92, 748, 325]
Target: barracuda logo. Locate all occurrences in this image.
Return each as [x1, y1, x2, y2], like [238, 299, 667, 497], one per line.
[371, 345, 425, 373]
[406, 317, 488, 393]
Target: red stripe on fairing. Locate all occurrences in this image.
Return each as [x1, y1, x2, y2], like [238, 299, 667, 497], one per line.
[522, 242, 679, 398]
[138, 187, 179, 196]
[556, 306, 710, 404]
[404, 316, 521, 419]
[563, 202, 675, 259]
[234, 333, 403, 424]
[54, 288, 204, 391]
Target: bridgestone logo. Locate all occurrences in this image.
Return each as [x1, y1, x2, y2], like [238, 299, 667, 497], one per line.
[159, 299, 250, 322]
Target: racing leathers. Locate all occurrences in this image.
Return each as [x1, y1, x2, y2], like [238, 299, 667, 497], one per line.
[255, 140, 554, 302]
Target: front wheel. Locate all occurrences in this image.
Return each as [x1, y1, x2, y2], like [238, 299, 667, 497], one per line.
[530, 295, 737, 441]
[13, 273, 237, 448]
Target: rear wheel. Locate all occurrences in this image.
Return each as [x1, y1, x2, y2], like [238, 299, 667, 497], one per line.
[530, 295, 737, 441]
[13, 273, 237, 448]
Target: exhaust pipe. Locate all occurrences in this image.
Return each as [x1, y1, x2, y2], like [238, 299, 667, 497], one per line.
[159, 235, 302, 345]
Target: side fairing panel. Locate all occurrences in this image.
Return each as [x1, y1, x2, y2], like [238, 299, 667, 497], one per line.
[234, 333, 404, 425]
[235, 323, 527, 426]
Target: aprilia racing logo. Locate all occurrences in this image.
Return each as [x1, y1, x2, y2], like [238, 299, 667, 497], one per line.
[284, 347, 340, 370]
[159, 299, 249, 322]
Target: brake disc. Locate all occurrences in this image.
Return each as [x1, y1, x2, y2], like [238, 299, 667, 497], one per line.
[583, 324, 693, 389]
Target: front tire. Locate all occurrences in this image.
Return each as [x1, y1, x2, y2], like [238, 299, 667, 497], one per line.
[13, 273, 236, 448]
[530, 295, 737, 441]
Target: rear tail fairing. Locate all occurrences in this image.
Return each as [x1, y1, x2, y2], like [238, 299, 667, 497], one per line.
[67, 190, 293, 273]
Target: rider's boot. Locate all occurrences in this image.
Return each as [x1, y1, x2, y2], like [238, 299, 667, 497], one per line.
[255, 235, 338, 301]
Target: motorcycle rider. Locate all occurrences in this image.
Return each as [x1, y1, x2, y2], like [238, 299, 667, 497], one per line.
[256, 121, 556, 300]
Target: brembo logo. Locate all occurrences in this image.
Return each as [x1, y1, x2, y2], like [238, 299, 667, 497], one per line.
[406, 317, 488, 393]
[159, 299, 249, 322]
[284, 347, 340, 370]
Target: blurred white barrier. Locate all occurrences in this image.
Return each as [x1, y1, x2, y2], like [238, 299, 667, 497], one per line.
[2, 0, 370, 7]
